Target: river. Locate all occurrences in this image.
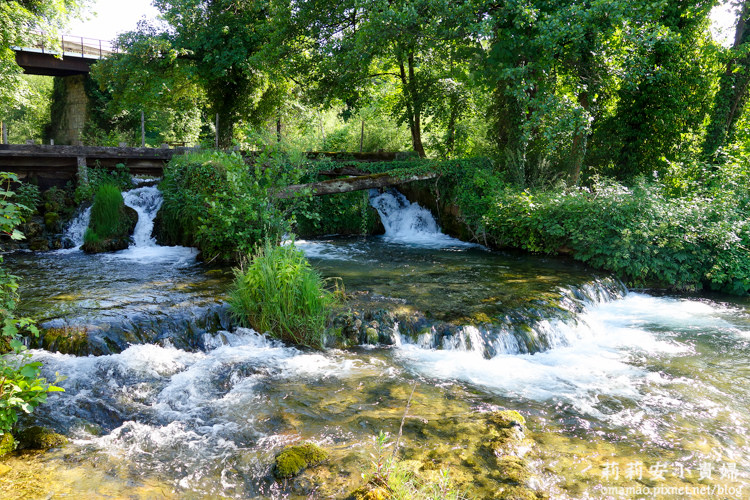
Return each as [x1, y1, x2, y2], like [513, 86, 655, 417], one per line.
[1, 187, 748, 499]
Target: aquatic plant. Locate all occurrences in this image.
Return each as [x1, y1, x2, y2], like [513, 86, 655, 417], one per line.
[354, 431, 465, 500]
[229, 242, 338, 348]
[273, 442, 329, 479]
[83, 183, 137, 253]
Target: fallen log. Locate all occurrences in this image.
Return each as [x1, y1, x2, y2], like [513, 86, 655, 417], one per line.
[276, 171, 438, 199]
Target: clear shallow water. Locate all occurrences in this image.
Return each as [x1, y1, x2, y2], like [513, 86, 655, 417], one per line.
[2, 189, 749, 498]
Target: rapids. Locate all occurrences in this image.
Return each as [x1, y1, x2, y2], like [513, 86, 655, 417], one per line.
[1, 186, 747, 498]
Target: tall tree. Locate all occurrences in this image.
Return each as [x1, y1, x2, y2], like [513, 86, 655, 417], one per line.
[287, 0, 479, 157]
[703, 0, 750, 158]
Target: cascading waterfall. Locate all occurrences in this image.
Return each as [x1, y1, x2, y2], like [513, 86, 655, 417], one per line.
[369, 189, 475, 248]
[60, 182, 197, 264]
[60, 205, 92, 251]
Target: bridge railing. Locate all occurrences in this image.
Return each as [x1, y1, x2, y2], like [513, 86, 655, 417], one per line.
[25, 31, 117, 59]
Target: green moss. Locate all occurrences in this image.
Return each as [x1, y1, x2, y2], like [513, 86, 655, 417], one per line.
[273, 442, 329, 479]
[41, 327, 89, 355]
[498, 485, 542, 500]
[489, 410, 526, 429]
[496, 455, 532, 485]
[0, 433, 15, 457]
[44, 212, 60, 231]
[16, 426, 68, 450]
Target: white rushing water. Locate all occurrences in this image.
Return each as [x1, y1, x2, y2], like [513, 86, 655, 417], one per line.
[61, 184, 197, 264]
[393, 292, 750, 419]
[369, 190, 476, 248]
[112, 185, 198, 264]
[59, 205, 92, 252]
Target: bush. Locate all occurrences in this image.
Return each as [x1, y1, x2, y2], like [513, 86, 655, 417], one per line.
[228, 243, 338, 348]
[472, 177, 750, 294]
[14, 183, 41, 218]
[159, 150, 301, 262]
[0, 172, 63, 437]
[84, 184, 126, 243]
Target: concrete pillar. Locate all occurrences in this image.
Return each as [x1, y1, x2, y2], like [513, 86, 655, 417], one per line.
[50, 75, 90, 145]
[77, 156, 88, 185]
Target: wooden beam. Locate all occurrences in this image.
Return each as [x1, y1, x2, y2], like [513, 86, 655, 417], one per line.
[276, 171, 438, 199]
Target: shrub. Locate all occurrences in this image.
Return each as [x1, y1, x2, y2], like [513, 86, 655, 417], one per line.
[472, 177, 750, 294]
[228, 243, 338, 348]
[159, 150, 301, 262]
[14, 182, 41, 218]
[0, 172, 63, 437]
[84, 184, 126, 243]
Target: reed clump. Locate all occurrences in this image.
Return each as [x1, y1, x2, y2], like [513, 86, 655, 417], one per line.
[229, 242, 338, 348]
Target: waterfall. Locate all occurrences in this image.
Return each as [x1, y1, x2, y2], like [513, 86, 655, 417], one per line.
[60, 205, 92, 251]
[61, 183, 197, 264]
[395, 277, 628, 357]
[114, 185, 198, 264]
[123, 186, 163, 248]
[369, 189, 475, 248]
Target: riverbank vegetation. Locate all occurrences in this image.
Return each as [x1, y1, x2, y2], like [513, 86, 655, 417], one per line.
[229, 242, 339, 348]
[0, 172, 62, 441]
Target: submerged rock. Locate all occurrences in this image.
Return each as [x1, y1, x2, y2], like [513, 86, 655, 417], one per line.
[16, 426, 68, 450]
[274, 442, 329, 479]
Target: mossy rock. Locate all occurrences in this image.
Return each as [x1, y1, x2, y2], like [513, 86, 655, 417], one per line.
[81, 205, 138, 254]
[40, 326, 90, 355]
[351, 485, 390, 500]
[496, 455, 532, 485]
[0, 433, 15, 457]
[16, 426, 68, 450]
[274, 442, 329, 479]
[28, 237, 50, 252]
[488, 410, 526, 429]
[498, 485, 543, 500]
[44, 211, 61, 232]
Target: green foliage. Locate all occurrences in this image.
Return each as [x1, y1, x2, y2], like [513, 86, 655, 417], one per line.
[273, 442, 329, 479]
[0, 1, 84, 110]
[294, 190, 380, 237]
[160, 150, 299, 262]
[14, 182, 40, 219]
[83, 184, 125, 243]
[473, 176, 750, 294]
[74, 163, 132, 204]
[356, 431, 464, 500]
[2, 75, 53, 144]
[0, 172, 63, 436]
[228, 242, 338, 348]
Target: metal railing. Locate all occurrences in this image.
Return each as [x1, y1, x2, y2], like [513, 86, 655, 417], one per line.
[24, 31, 118, 59]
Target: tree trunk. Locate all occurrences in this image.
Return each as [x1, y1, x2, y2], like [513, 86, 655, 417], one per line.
[398, 52, 426, 158]
[276, 171, 438, 199]
[703, 0, 750, 158]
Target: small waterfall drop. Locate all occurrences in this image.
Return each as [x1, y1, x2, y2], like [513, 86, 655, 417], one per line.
[114, 185, 198, 264]
[60, 205, 92, 251]
[123, 185, 163, 248]
[369, 189, 475, 248]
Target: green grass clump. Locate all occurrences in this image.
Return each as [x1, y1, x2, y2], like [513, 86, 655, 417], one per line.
[229, 242, 338, 348]
[84, 183, 125, 243]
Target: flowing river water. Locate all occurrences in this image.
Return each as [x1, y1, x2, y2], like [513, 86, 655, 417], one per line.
[1, 186, 749, 498]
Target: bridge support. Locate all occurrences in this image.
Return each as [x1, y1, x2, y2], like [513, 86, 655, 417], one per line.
[49, 75, 90, 145]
